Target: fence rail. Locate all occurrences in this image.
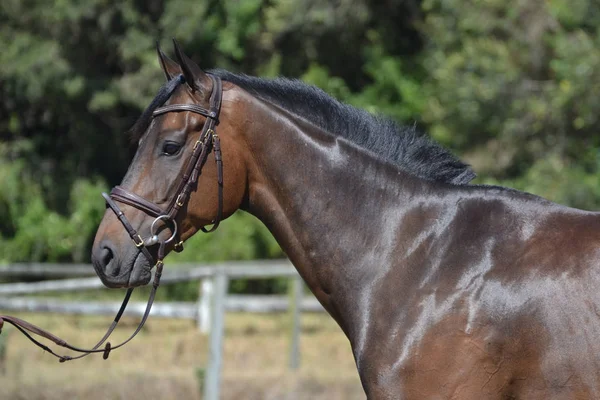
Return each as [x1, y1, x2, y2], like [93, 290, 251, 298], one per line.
[0, 261, 316, 400]
[0, 260, 296, 279]
[0, 263, 93, 277]
[0, 295, 324, 317]
[0, 262, 297, 295]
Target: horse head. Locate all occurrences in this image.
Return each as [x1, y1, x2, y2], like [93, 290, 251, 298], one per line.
[91, 41, 248, 288]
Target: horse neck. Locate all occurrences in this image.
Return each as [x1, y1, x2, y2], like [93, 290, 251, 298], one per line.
[239, 95, 439, 330]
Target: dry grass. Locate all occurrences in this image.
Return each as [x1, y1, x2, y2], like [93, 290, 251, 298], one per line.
[0, 312, 364, 400]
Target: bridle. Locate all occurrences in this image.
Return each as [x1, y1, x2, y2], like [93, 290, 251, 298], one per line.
[107, 73, 224, 248]
[0, 73, 224, 362]
[104, 73, 223, 266]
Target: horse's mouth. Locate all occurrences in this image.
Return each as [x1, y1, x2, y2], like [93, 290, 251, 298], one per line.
[126, 252, 153, 287]
[94, 249, 153, 289]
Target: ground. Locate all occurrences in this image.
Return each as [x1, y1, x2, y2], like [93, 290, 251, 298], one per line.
[0, 312, 364, 400]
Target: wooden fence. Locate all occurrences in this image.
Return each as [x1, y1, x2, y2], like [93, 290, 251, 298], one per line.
[0, 261, 324, 400]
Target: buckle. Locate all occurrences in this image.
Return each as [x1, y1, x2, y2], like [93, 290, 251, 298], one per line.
[174, 241, 184, 252]
[133, 235, 144, 248]
[176, 193, 185, 207]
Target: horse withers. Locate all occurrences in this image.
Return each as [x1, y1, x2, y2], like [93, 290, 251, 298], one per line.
[91, 41, 600, 399]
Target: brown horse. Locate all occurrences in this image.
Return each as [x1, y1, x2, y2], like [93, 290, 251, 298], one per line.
[91, 42, 600, 399]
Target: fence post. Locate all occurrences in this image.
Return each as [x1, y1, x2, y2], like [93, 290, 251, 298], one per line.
[288, 275, 302, 370]
[204, 271, 228, 400]
[198, 279, 213, 333]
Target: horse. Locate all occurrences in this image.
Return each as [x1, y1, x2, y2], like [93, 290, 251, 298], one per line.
[90, 40, 600, 399]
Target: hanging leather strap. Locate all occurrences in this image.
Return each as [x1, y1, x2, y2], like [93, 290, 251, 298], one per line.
[0, 73, 224, 362]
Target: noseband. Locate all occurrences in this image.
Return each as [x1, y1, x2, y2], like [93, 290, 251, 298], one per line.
[104, 73, 224, 264]
[0, 74, 224, 362]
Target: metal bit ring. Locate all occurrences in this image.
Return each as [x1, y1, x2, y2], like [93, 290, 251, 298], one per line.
[150, 215, 178, 244]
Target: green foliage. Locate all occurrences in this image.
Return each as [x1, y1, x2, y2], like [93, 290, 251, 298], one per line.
[485, 153, 600, 212]
[163, 212, 285, 299]
[1, 0, 599, 294]
[167, 212, 282, 263]
[0, 147, 107, 262]
[421, 0, 600, 187]
[195, 367, 206, 395]
[0, 326, 7, 374]
[0, 0, 424, 269]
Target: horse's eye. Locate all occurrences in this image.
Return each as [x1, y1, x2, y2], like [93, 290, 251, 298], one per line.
[162, 141, 182, 156]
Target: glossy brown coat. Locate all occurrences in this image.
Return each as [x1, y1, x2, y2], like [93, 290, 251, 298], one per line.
[92, 46, 600, 399]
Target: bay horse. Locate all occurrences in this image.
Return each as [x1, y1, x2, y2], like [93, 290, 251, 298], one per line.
[90, 41, 600, 399]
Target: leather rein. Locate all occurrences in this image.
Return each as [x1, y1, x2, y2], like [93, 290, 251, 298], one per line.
[0, 73, 223, 362]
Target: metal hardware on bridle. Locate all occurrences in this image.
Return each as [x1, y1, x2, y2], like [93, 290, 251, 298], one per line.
[0, 73, 224, 362]
[144, 215, 178, 247]
[108, 73, 224, 242]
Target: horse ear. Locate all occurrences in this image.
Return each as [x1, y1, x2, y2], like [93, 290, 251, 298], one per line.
[156, 41, 180, 81]
[172, 38, 212, 98]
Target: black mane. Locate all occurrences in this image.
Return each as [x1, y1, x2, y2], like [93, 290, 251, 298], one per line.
[131, 70, 475, 185]
[211, 70, 475, 185]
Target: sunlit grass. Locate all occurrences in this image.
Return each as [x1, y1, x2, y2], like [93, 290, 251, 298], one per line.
[0, 312, 363, 400]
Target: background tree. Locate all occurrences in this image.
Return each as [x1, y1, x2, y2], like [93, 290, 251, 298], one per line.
[1, 0, 598, 288]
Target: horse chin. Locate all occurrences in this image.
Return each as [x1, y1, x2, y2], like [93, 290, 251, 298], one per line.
[127, 253, 153, 287]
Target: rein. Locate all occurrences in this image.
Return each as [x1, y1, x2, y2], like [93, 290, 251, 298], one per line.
[0, 74, 224, 362]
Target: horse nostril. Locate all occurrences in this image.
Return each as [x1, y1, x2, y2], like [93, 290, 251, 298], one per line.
[101, 246, 114, 269]
[94, 242, 121, 277]
[92, 240, 123, 282]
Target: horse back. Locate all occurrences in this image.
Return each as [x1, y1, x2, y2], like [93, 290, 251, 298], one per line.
[358, 189, 600, 399]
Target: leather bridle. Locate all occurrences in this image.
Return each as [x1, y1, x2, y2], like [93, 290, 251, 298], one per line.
[104, 73, 223, 262]
[0, 73, 224, 362]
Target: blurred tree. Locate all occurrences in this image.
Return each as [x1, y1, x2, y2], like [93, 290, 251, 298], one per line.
[421, 0, 600, 190]
[1, 0, 599, 287]
[0, 0, 424, 267]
